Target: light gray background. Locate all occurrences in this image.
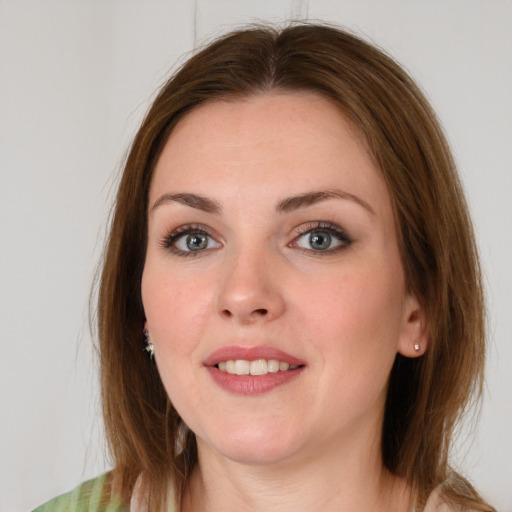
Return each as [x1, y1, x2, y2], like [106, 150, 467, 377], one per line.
[1, 1, 510, 511]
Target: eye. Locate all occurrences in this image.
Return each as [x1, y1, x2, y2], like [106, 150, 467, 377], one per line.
[291, 222, 352, 253]
[160, 225, 221, 256]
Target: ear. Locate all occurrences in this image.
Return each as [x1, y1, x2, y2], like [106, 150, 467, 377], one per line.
[397, 294, 428, 358]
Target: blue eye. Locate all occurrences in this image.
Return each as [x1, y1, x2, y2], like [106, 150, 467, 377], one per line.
[307, 231, 333, 251]
[176, 232, 209, 251]
[293, 223, 352, 253]
[162, 226, 220, 256]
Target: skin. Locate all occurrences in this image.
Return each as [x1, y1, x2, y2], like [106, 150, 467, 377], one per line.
[141, 92, 427, 512]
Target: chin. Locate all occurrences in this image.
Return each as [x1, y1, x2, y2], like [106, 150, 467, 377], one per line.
[212, 442, 301, 467]
[197, 421, 307, 467]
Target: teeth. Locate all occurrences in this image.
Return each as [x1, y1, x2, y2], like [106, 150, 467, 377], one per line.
[234, 360, 250, 375]
[267, 359, 280, 373]
[216, 359, 300, 375]
[250, 359, 268, 376]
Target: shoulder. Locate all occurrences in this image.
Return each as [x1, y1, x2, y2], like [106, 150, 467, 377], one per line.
[32, 472, 129, 512]
[422, 490, 457, 512]
[422, 485, 483, 512]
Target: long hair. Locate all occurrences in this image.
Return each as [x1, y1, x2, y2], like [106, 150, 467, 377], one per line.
[97, 23, 492, 511]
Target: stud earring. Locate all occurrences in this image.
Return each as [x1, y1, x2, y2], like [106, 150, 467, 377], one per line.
[143, 329, 155, 360]
[414, 342, 420, 352]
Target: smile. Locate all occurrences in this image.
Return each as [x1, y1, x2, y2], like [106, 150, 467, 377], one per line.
[216, 359, 299, 375]
[204, 346, 306, 395]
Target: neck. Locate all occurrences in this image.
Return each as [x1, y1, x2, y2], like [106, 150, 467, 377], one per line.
[181, 430, 411, 512]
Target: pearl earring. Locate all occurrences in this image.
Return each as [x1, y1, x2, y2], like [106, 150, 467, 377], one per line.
[144, 329, 155, 360]
[414, 342, 420, 352]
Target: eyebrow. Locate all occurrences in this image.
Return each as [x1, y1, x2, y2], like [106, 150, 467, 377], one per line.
[151, 193, 222, 214]
[150, 189, 375, 216]
[276, 189, 375, 215]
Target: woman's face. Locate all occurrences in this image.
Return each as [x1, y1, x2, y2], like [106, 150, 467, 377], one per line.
[141, 92, 424, 467]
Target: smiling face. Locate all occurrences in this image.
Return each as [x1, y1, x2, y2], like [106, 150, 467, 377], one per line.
[141, 92, 425, 468]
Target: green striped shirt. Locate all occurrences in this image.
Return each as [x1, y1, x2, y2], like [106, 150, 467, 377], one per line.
[33, 473, 128, 512]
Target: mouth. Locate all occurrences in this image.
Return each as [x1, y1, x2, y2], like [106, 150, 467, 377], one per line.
[204, 346, 306, 395]
[215, 359, 301, 375]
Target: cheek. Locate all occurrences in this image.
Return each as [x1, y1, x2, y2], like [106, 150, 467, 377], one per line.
[141, 265, 215, 356]
[299, 271, 404, 427]
[141, 267, 210, 412]
[299, 265, 405, 378]
[302, 265, 404, 335]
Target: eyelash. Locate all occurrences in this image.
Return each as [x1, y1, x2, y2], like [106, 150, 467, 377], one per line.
[159, 221, 353, 257]
[159, 224, 219, 258]
[290, 221, 353, 254]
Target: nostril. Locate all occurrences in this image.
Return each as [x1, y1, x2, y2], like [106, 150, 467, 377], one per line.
[221, 307, 268, 320]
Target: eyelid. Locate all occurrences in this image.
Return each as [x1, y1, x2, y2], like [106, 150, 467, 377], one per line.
[290, 221, 353, 253]
[158, 221, 351, 257]
[159, 223, 222, 256]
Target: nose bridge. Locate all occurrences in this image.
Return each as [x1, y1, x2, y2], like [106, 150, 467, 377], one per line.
[216, 237, 285, 324]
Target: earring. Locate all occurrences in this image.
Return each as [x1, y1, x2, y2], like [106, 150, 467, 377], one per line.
[414, 342, 420, 352]
[143, 329, 155, 360]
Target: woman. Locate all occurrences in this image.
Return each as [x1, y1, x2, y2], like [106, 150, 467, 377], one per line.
[35, 23, 495, 512]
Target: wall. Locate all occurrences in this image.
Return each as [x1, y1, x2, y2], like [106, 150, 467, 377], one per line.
[0, 1, 510, 510]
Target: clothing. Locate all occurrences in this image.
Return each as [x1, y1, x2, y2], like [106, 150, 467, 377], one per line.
[33, 472, 466, 512]
[32, 473, 130, 512]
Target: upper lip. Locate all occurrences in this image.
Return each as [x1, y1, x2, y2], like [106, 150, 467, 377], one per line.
[204, 345, 306, 367]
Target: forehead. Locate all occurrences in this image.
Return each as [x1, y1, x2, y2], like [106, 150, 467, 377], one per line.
[160, 91, 369, 162]
[150, 92, 388, 215]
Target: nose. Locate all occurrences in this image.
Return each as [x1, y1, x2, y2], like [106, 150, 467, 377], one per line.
[216, 248, 286, 325]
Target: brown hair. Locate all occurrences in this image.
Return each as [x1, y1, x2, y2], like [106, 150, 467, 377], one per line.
[97, 23, 493, 511]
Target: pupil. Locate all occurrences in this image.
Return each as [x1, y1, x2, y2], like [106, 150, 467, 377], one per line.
[309, 231, 331, 250]
[186, 233, 207, 251]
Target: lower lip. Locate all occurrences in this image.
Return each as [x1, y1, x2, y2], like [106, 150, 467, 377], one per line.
[206, 366, 304, 395]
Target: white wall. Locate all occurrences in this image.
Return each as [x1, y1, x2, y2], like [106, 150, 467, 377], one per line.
[0, 1, 510, 511]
